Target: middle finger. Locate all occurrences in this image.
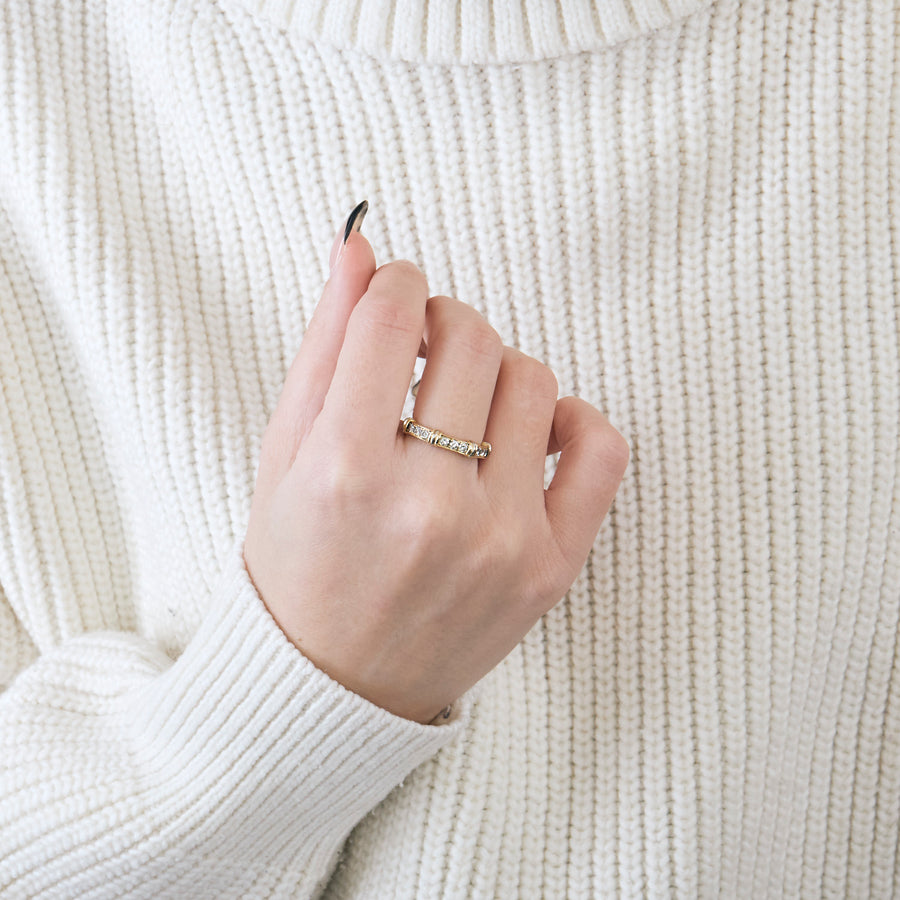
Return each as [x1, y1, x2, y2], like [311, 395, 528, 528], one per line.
[408, 296, 503, 462]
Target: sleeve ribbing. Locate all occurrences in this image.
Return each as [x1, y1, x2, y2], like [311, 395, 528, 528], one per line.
[0, 539, 468, 899]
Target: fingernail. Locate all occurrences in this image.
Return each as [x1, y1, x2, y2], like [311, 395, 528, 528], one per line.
[331, 200, 369, 273]
[343, 199, 369, 242]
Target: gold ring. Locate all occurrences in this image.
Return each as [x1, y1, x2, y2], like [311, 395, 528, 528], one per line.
[401, 417, 491, 460]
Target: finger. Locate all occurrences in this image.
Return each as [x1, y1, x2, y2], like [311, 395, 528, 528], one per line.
[318, 259, 428, 454]
[278, 230, 375, 434]
[482, 346, 558, 495]
[257, 209, 375, 493]
[410, 297, 503, 462]
[544, 396, 629, 569]
[329, 199, 368, 271]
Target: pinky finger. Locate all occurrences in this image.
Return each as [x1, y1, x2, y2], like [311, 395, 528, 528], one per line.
[544, 396, 630, 571]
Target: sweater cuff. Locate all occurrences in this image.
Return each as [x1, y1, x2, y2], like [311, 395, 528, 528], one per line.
[126, 539, 468, 870]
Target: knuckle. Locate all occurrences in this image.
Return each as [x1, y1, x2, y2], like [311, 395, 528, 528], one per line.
[357, 294, 421, 344]
[509, 354, 558, 405]
[356, 260, 428, 343]
[429, 296, 503, 364]
[499, 523, 530, 571]
[378, 258, 428, 294]
[586, 423, 631, 480]
[560, 398, 629, 479]
[461, 317, 503, 365]
[475, 507, 527, 572]
[398, 489, 457, 550]
[307, 447, 375, 506]
[524, 555, 566, 609]
[536, 364, 560, 404]
[426, 293, 456, 312]
[607, 428, 631, 472]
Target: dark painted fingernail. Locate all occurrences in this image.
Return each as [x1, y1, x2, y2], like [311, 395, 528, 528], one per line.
[343, 199, 369, 244]
[331, 200, 369, 273]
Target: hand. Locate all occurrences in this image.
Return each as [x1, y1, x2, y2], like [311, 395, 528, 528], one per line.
[243, 219, 629, 724]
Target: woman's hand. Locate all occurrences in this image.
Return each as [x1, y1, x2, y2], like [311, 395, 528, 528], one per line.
[243, 212, 629, 724]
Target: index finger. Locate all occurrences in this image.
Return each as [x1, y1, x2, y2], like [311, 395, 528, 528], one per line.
[318, 260, 428, 452]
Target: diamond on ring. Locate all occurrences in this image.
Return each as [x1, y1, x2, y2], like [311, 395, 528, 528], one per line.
[401, 417, 491, 460]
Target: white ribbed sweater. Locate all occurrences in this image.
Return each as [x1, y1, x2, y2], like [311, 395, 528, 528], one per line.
[0, 0, 897, 897]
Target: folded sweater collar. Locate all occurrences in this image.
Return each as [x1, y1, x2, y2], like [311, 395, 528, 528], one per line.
[232, 0, 717, 64]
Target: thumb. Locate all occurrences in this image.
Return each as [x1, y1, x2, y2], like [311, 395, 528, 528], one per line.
[257, 202, 377, 496]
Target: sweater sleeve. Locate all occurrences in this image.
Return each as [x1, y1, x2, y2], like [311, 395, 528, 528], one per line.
[0, 539, 469, 899]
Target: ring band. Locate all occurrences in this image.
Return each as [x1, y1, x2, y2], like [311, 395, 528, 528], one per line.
[401, 417, 491, 460]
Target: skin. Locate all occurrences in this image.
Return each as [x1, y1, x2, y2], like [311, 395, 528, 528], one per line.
[243, 226, 629, 725]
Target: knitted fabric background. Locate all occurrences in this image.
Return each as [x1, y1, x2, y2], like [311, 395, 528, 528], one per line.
[0, 0, 898, 897]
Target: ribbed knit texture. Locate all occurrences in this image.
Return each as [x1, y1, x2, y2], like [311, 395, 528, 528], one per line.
[0, 0, 897, 897]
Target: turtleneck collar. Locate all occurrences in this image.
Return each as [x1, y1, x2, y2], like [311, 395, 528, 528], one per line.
[231, 0, 717, 64]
